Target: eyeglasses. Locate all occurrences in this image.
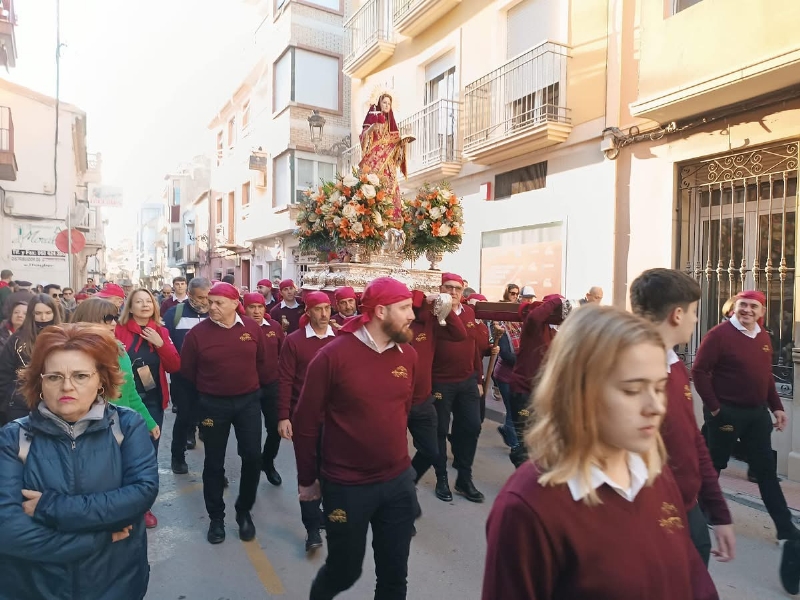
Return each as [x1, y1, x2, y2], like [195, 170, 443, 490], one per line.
[442, 284, 463, 292]
[103, 314, 119, 324]
[41, 371, 98, 388]
[508, 291, 519, 297]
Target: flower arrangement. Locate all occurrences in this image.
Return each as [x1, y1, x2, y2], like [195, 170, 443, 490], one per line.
[294, 170, 397, 255]
[401, 183, 464, 259]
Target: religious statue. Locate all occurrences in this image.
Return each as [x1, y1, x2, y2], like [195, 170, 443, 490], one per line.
[358, 93, 414, 215]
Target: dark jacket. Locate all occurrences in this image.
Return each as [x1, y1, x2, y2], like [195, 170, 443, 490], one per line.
[0, 403, 158, 600]
[0, 332, 30, 423]
[0, 321, 14, 347]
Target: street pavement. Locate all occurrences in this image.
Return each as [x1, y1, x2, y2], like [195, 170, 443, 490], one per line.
[146, 410, 798, 599]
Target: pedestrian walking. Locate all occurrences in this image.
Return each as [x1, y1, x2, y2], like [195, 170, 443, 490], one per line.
[293, 277, 418, 599]
[0, 300, 27, 347]
[270, 279, 304, 334]
[331, 286, 359, 326]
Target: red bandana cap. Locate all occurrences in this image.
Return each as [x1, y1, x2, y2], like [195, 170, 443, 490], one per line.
[209, 282, 245, 315]
[341, 277, 411, 333]
[334, 286, 356, 303]
[467, 293, 487, 304]
[243, 292, 265, 307]
[543, 293, 564, 302]
[737, 290, 766, 306]
[97, 283, 125, 299]
[299, 291, 331, 328]
[256, 279, 272, 289]
[279, 279, 295, 291]
[75, 293, 88, 301]
[441, 273, 464, 287]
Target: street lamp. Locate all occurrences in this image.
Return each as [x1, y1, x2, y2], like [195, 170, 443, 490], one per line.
[307, 110, 326, 149]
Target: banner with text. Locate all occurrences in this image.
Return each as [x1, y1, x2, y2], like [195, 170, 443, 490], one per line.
[89, 185, 123, 208]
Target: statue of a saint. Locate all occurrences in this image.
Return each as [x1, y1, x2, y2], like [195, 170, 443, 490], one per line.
[358, 93, 414, 215]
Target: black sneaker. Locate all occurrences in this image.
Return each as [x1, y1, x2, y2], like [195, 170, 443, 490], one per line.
[236, 511, 256, 542]
[305, 528, 323, 552]
[454, 478, 485, 503]
[171, 458, 188, 475]
[171, 404, 178, 414]
[264, 462, 282, 486]
[186, 433, 196, 450]
[781, 539, 800, 595]
[207, 519, 225, 544]
[510, 444, 528, 469]
[778, 526, 800, 541]
[435, 474, 453, 502]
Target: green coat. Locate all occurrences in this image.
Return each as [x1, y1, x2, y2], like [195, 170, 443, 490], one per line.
[109, 345, 158, 432]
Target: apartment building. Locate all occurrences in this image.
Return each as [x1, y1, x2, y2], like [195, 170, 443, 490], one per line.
[205, 0, 349, 288]
[136, 202, 168, 291]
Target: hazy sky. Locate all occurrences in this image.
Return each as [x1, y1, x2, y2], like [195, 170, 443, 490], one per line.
[8, 0, 258, 238]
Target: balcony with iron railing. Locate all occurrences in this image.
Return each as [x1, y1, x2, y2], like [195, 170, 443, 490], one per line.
[339, 143, 363, 175]
[392, 0, 461, 38]
[0, 0, 18, 69]
[343, 0, 396, 79]
[0, 105, 16, 181]
[398, 99, 462, 186]
[463, 41, 571, 165]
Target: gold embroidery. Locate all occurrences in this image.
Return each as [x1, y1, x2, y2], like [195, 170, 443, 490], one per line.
[267, 331, 276, 338]
[466, 322, 475, 328]
[659, 502, 684, 533]
[392, 366, 409, 379]
[415, 332, 427, 342]
[240, 332, 253, 342]
[328, 509, 347, 523]
[518, 409, 530, 417]
[201, 418, 214, 428]
[762, 345, 771, 353]
[683, 385, 693, 402]
[433, 392, 443, 400]
[719, 424, 734, 432]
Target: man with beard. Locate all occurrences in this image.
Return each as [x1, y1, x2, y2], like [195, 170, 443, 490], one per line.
[277, 291, 337, 552]
[293, 277, 418, 599]
[243, 292, 285, 486]
[270, 279, 304, 334]
[256, 279, 279, 311]
[164, 277, 212, 474]
[330, 286, 358, 327]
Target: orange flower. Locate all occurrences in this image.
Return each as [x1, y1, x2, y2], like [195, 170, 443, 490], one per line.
[446, 209, 453, 219]
[431, 222, 441, 236]
[449, 196, 457, 206]
[340, 218, 349, 227]
[376, 190, 386, 201]
[343, 187, 351, 197]
[360, 175, 368, 183]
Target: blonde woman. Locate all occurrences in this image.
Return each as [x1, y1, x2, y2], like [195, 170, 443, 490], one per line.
[482, 306, 717, 600]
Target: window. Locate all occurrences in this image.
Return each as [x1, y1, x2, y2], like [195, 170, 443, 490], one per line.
[216, 131, 224, 165]
[506, 0, 565, 58]
[227, 116, 236, 148]
[495, 161, 547, 199]
[295, 157, 336, 204]
[214, 270, 223, 281]
[172, 184, 181, 206]
[274, 152, 292, 208]
[425, 52, 457, 104]
[242, 181, 251, 206]
[227, 192, 235, 242]
[242, 101, 251, 129]
[216, 196, 223, 224]
[274, 48, 340, 113]
[672, 0, 703, 13]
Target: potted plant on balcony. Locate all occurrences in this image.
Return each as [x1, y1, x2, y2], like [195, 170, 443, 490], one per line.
[401, 182, 464, 270]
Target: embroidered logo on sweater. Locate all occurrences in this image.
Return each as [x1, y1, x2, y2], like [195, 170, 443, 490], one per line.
[328, 509, 347, 523]
[240, 333, 253, 342]
[392, 366, 409, 379]
[433, 392, 443, 400]
[466, 322, 475, 328]
[415, 332, 427, 342]
[762, 345, 771, 353]
[658, 502, 684, 533]
[201, 418, 214, 428]
[518, 409, 530, 417]
[267, 331, 276, 338]
[684, 385, 692, 401]
[719, 424, 734, 432]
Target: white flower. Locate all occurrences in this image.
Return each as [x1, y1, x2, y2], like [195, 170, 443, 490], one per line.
[437, 223, 451, 237]
[330, 191, 341, 203]
[440, 188, 453, 199]
[429, 206, 443, 220]
[333, 216, 342, 226]
[361, 184, 377, 199]
[367, 173, 380, 186]
[423, 200, 431, 209]
[342, 203, 358, 220]
[342, 174, 359, 187]
[308, 212, 318, 222]
[373, 212, 383, 227]
[351, 221, 364, 234]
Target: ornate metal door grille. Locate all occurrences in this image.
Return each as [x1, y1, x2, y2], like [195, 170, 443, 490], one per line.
[677, 142, 799, 396]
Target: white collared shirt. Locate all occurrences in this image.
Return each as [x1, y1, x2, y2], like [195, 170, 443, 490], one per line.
[211, 314, 244, 329]
[729, 315, 760, 339]
[172, 293, 188, 303]
[453, 304, 463, 316]
[281, 300, 299, 310]
[666, 348, 680, 374]
[305, 323, 336, 339]
[352, 325, 403, 354]
[566, 452, 649, 503]
[261, 318, 272, 327]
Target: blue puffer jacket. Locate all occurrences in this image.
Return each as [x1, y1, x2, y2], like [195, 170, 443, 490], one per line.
[0, 403, 159, 600]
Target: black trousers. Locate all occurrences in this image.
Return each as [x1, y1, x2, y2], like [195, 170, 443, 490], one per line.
[432, 376, 481, 480]
[260, 382, 281, 465]
[170, 373, 199, 461]
[199, 391, 263, 521]
[310, 467, 416, 600]
[705, 404, 794, 534]
[408, 396, 447, 481]
[687, 503, 712, 566]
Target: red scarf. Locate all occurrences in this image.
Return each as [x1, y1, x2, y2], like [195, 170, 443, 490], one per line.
[123, 318, 158, 352]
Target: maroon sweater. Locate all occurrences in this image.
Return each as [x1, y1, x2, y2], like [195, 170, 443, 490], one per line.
[664, 359, 731, 525]
[330, 312, 357, 327]
[692, 320, 783, 413]
[483, 462, 718, 600]
[259, 318, 285, 384]
[431, 304, 483, 384]
[293, 333, 417, 487]
[270, 302, 305, 335]
[277, 327, 336, 421]
[473, 320, 491, 385]
[476, 297, 564, 394]
[410, 296, 467, 405]
[180, 316, 270, 396]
